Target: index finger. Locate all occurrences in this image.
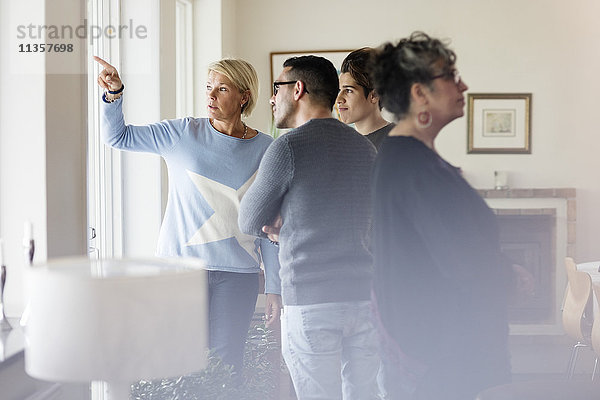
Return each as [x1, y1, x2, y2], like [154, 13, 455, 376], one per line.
[93, 56, 114, 70]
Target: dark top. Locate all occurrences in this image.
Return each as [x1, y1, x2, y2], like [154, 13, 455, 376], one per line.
[239, 118, 377, 305]
[372, 136, 510, 367]
[365, 123, 394, 149]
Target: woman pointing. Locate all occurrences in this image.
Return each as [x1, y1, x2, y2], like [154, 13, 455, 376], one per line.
[94, 56, 282, 377]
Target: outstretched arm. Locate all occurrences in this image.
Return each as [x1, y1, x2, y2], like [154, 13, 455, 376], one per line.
[93, 56, 188, 154]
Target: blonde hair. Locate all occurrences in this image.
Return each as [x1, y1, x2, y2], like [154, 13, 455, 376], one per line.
[208, 58, 259, 117]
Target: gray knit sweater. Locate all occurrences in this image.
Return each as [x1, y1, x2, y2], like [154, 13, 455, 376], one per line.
[238, 118, 376, 305]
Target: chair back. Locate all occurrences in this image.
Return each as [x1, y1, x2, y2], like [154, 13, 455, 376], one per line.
[563, 257, 593, 342]
[591, 282, 600, 356]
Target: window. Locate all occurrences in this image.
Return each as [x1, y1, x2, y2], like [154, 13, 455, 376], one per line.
[87, 0, 123, 259]
[175, 0, 194, 118]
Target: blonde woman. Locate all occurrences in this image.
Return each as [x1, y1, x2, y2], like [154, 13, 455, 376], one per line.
[94, 56, 281, 376]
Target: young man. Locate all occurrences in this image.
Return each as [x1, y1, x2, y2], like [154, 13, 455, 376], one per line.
[239, 56, 379, 400]
[336, 47, 393, 149]
[337, 48, 394, 399]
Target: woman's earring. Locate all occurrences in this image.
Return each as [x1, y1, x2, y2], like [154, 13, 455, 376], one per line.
[416, 110, 432, 129]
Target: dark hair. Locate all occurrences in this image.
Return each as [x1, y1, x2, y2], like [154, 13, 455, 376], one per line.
[283, 55, 339, 110]
[341, 47, 374, 98]
[370, 31, 457, 119]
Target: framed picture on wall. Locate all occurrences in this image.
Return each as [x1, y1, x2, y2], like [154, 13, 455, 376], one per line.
[467, 93, 532, 154]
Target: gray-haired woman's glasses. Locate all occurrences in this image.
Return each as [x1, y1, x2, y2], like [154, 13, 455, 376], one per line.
[431, 69, 462, 85]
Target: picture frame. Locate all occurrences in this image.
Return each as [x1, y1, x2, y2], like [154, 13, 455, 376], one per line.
[467, 93, 532, 154]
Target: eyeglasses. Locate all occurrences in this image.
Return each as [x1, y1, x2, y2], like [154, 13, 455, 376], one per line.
[431, 69, 462, 85]
[272, 80, 310, 96]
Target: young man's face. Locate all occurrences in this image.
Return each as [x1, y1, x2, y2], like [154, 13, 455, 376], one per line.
[335, 72, 373, 125]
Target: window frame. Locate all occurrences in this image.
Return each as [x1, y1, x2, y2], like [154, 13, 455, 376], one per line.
[87, 0, 123, 260]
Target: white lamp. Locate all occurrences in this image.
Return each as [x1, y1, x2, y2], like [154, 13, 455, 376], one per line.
[24, 257, 208, 399]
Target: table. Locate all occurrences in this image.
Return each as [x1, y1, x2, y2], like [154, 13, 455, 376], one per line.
[0, 319, 66, 399]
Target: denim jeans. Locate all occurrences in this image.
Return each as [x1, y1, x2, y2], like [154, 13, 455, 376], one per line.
[281, 301, 380, 400]
[208, 270, 259, 374]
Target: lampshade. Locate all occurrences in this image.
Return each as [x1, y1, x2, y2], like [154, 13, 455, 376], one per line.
[24, 257, 208, 385]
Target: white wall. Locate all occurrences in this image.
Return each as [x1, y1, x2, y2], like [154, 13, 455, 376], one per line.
[193, 0, 221, 118]
[0, 0, 47, 316]
[0, 0, 88, 316]
[45, 1, 88, 260]
[193, 0, 237, 117]
[230, 0, 600, 262]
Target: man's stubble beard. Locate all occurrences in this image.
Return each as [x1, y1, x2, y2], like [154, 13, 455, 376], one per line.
[274, 96, 295, 129]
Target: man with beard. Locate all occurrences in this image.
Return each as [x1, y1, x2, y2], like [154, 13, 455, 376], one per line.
[239, 55, 379, 400]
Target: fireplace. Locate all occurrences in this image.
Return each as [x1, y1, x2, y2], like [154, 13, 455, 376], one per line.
[479, 188, 576, 335]
[496, 211, 555, 324]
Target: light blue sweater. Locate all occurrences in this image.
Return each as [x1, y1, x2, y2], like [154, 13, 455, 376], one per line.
[101, 97, 281, 294]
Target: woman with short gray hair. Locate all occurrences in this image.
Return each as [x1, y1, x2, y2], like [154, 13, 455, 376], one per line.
[370, 32, 511, 399]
